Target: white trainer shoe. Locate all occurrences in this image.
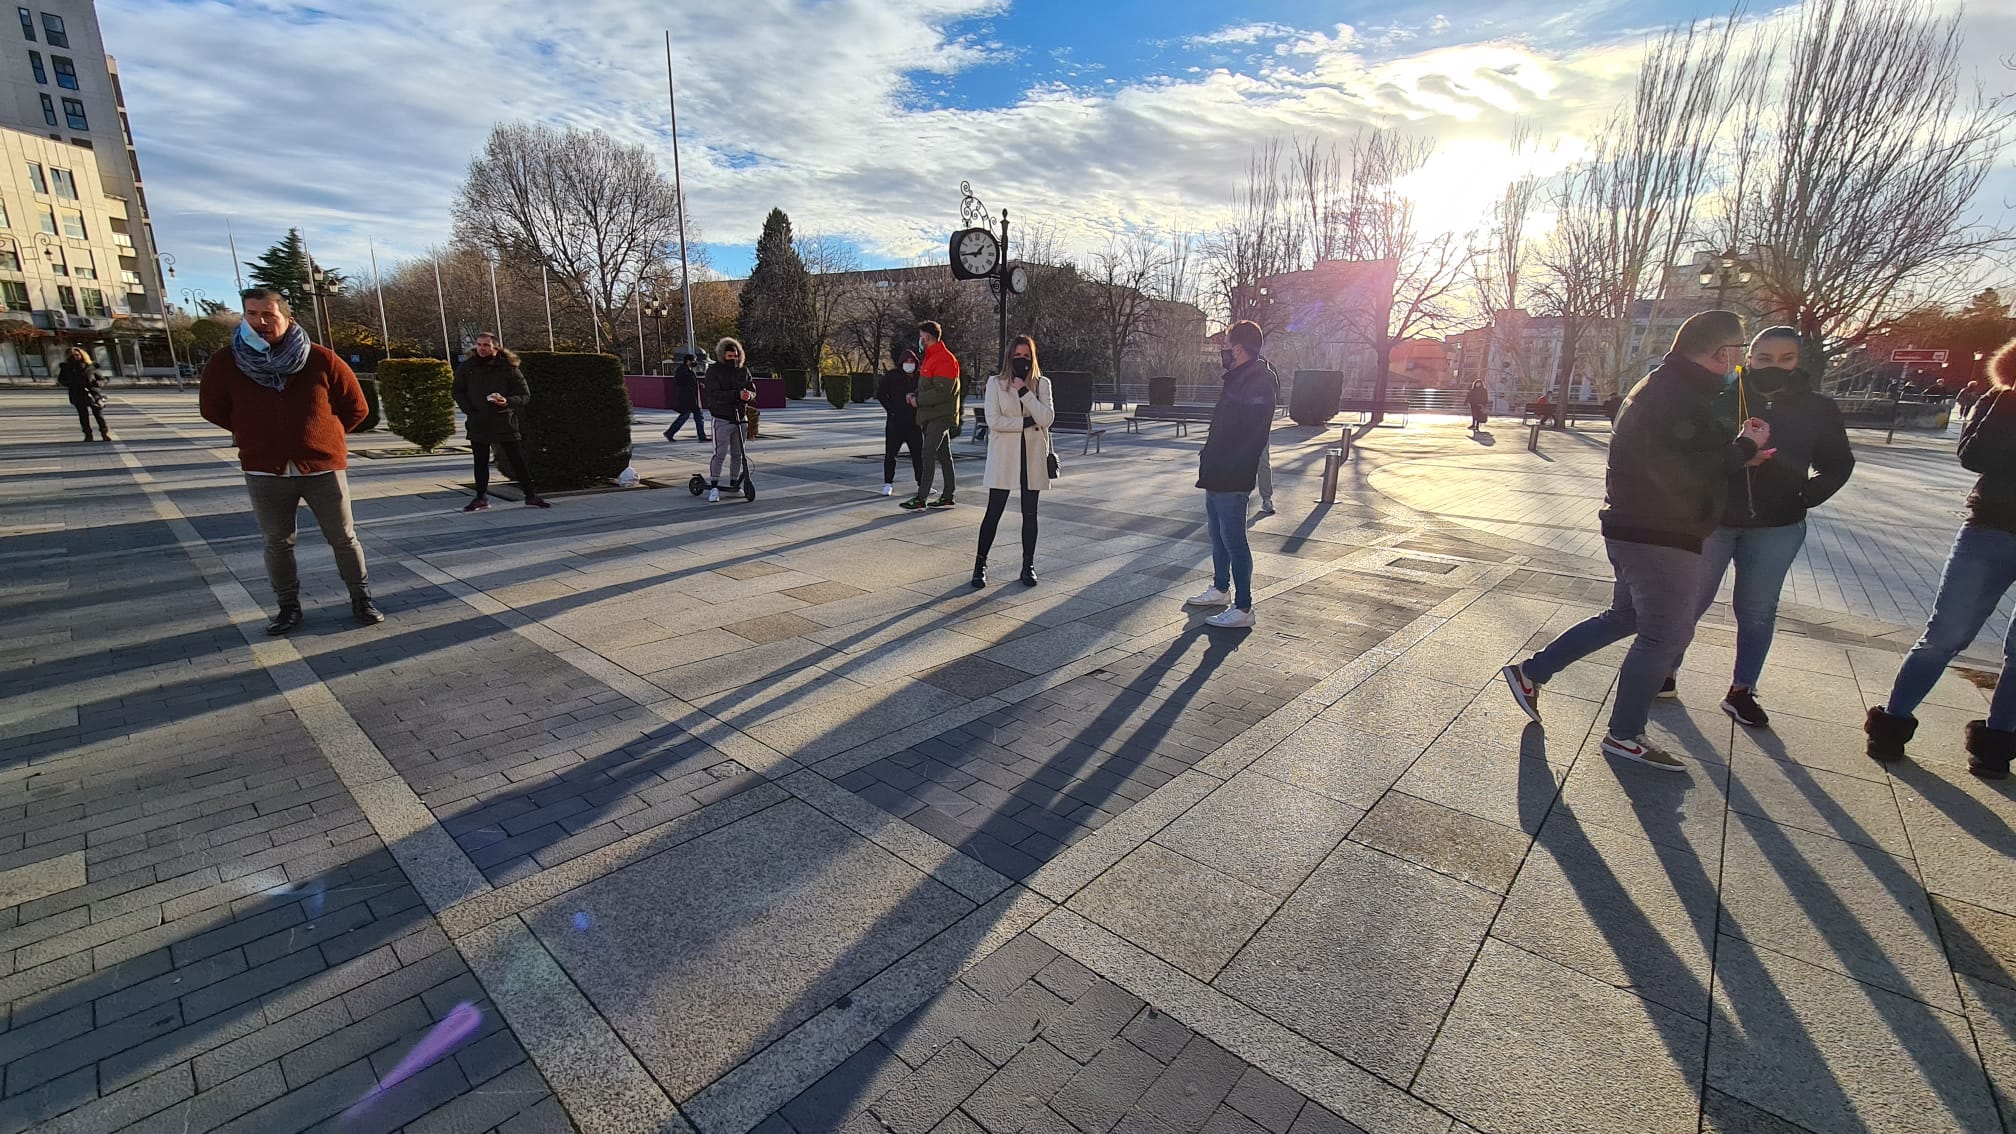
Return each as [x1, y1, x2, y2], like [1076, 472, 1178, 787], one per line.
[1185, 587, 1229, 607]
[1206, 607, 1255, 629]
[881, 483, 895, 496]
[706, 487, 721, 502]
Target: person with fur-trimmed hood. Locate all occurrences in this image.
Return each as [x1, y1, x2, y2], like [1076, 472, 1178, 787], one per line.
[1867, 335, 2016, 779]
[453, 332, 548, 511]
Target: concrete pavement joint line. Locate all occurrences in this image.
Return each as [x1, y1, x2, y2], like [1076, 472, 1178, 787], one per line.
[435, 782, 795, 941]
[774, 768, 1012, 904]
[1031, 908, 1456, 1134]
[683, 885, 1056, 1134]
[110, 444, 494, 914]
[459, 914, 693, 1134]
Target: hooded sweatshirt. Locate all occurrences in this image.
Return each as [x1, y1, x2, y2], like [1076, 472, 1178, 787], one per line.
[1960, 368, 2016, 534]
[1709, 367, 1855, 528]
[1599, 351, 1759, 553]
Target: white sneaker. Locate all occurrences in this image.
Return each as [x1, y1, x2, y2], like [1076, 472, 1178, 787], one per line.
[1258, 500, 1276, 515]
[1185, 587, 1229, 607]
[881, 483, 895, 496]
[1206, 607, 1255, 629]
[706, 487, 721, 502]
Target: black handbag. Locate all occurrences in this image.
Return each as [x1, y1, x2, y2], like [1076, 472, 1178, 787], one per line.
[1046, 448, 1060, 479]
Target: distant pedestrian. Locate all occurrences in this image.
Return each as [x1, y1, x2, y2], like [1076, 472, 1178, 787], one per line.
[1957, 379, 1984, 421]
[1256, 366, 1279, 514]
[664, 354, 707, 442]
[877, 349, 923, 497]
[1501, 311, 1770, 771]
[973, 335, 1054, 588]
[1467, 379, 1489, 432]
[1866, 336, 2016, 779]
[453, 332, 549, 512]
[198, 288, 382, 633]
[1666, 327, 1853, 727]
[57, 347, 108, 441]
[1602, 391, 1625, 424]
[901, 321, 960, 511]
[1186, 320, 1276, 629]
[701, 337, 755, 502]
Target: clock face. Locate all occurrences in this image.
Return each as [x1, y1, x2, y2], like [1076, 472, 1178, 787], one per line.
[1008, 265, 1029, 295]
[952, 228, 1000, 278]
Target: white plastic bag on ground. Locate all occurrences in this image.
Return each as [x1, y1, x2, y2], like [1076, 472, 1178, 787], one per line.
[616, 466, 640, 488]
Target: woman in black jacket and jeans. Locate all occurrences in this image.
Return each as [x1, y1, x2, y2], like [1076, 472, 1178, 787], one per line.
[1868, 335, 2016, 777]
[58, 347, 108, 441]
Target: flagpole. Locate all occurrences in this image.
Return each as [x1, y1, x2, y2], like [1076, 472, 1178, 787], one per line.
[666, 30, 696, 358]
[542, 265, 554, 350]
[432, 259, 451, 363]
[488, 255, 504, 344]
[227, 219, 245, 294]
[370, 237, 389, 361]
[635, 288, 646, 374]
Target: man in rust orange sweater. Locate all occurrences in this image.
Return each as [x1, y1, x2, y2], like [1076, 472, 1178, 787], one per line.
[199, 288, 382, 634]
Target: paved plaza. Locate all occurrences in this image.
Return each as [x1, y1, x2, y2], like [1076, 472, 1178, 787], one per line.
[0, 388, 2011, 1134]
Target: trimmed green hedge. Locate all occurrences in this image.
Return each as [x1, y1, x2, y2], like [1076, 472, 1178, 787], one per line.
[1289, 369, 1343, 427]
[518, 351, 633, 490]
[850, 372, 875, 404]
[376, 359, 455, 451]
[826, 377, 851, 409]
[782, 369, 808, 400]
[355, 374, 382, 433]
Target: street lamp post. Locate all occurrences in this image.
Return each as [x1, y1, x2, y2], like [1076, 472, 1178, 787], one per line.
[153, 252, 178, 386]
[303, 263, 341, 348]
[642, 301, 670, 373]
[178, 287, 208, 389]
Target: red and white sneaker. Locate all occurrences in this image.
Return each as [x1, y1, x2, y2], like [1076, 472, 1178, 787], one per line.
[1601, 733, 1686, 772]
[1502, 663, 1542, 725]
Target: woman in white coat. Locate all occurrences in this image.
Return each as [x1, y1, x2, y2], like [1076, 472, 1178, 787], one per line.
[973, 334, 1055, 588]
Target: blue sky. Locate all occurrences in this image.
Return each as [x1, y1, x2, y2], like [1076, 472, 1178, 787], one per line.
[98, 0, 2010, 307]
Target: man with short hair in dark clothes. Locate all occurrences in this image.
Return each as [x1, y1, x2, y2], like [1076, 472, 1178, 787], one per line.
[199, 288, 381, 634]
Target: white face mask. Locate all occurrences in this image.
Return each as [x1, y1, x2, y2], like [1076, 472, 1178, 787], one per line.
[902, 363, 916, 374]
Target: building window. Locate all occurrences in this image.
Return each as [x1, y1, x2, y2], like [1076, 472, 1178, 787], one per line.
[26, 48, 41, 82]
[0, 199, 10, 228]
[79, 287, 103, 316]
[16, 7, 30, 41]
[50, 55, 72, 89]
[48, 166, 73, 199]
[60, 97, 84, 130]
[58, 208, 83, 239]
[41, 13, 64, 47]
[25, 161, 44, 193]
[70, 248, 91, 279]
[46, 245, 63, 274]
[36, 205, 54, 234]
[68, 137, 88, 150]
[37, 93, 53, 126]
[0, 280, 26, 309]
[0, 248, 17, 272]
[55, 284, 75, 314]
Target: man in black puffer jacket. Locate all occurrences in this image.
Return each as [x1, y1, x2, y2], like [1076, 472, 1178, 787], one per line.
[1504, 311, 1770, 772]
[1185, 320, 1276, 630]
[1667, 327, 1853, 728]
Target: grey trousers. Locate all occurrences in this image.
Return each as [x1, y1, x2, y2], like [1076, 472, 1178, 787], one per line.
[1256, 437, 1272, 505]
[245, 472, 369, 606]
[1521, 538, 1701, 739]
[918, 418, 956, 500]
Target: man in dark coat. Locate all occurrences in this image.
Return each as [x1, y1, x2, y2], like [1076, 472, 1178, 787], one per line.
[1186, 320, 1276, 629]
[57, 347, 108, 441]
[453, 333, 548, 511]
[1503, 310, 1771, 771]
[663, 354, 707, 442]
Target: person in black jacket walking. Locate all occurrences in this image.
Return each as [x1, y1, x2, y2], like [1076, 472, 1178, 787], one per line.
[702, 337, 756, 502]
[1667, 327, 1854, 727]
[877, 350, 923, 496]
[453, 333, 548, 511]
[1185, 321, 1275, 629]
[1867, 336, 2016, 778]
[1503, 311, 1770, 771]
[57, 347, 109, 441]
[663, 354, 707, 442]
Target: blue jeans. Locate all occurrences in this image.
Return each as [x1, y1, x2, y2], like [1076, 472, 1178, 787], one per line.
[1887, 523, 2016, 729]
[1523, 539, 1701, 739]
[666, 411, 706, 440]
[1676, 521, 1806, 689]
[1205, 491, 1253, 610]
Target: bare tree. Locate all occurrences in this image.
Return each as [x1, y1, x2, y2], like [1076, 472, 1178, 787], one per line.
[797, 234, 861, 375]
[1721, 0, 2012, 367]
[1087, 232, 1171, 380]
[837, 274, 907, 372]
[452, 122, 695, 353]
[1204, 140, 1308, 334]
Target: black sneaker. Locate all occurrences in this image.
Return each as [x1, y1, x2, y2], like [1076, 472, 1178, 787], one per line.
[265, 605, 302, 636]
[1657, 675, 1679, 699]
[352, 597, 386, 625]
[928, 496, 956, 508]
[899, 496, 929, 511]
[1722, 686, 1769, 728]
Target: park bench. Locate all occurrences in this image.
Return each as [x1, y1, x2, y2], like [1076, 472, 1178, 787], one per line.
[972, 406, 1108, 453]
[1125, 404, 1215, 437]
[1336, 395, 1411, 426]
[1521, 401, 1610, 426]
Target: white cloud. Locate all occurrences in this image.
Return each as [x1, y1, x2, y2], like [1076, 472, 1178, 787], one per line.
[1184, 22, 1299, 48]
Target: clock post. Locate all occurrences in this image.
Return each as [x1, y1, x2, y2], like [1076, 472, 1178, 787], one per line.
[950, 182, 1017, 384]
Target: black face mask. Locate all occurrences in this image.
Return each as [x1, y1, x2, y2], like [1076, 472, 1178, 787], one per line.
[1220, 349, 1238, 371]
[1011, 357, 1032, 379]
[1745, 366, 1798, 396]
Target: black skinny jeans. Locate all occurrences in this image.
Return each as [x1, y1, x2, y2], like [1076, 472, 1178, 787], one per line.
[72, 400, 107, 438]
[884, 419, 923, 486]
[475, 440, 537, 499]
[977, 435, 1039, 566]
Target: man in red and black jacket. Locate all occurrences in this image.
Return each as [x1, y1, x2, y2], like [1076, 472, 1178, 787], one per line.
[199, 288, 380, 635]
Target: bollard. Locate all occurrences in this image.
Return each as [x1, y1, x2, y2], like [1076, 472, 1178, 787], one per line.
[1320, 446, 1345, 504]
[1528, 421, 1542, 453]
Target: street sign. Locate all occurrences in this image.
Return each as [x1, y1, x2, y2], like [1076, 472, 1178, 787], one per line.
[1891, 348, 1949, 363]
